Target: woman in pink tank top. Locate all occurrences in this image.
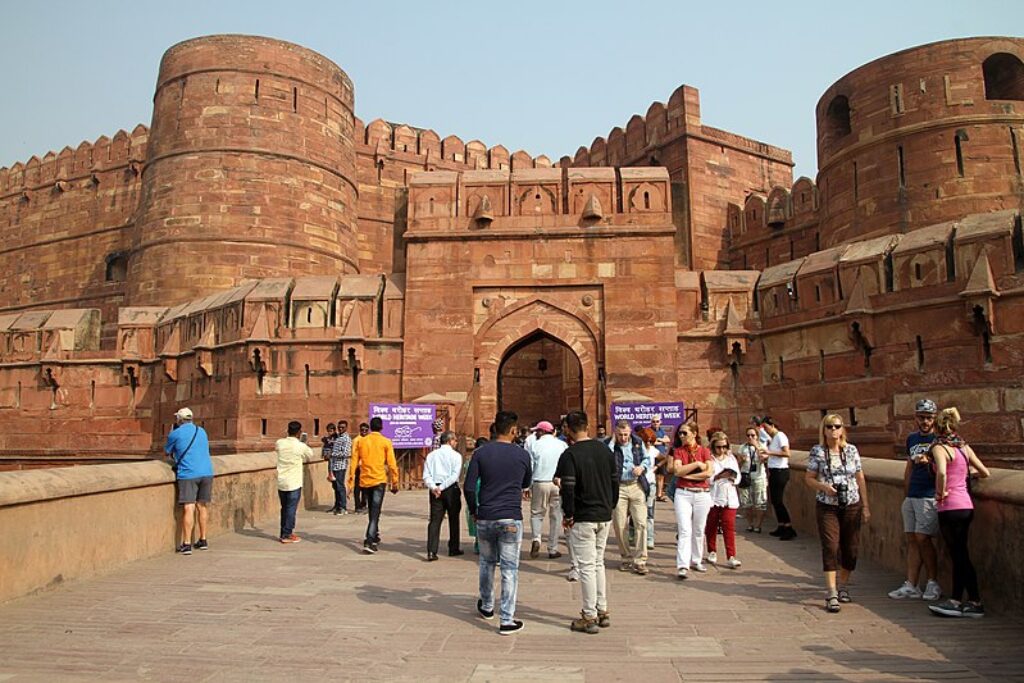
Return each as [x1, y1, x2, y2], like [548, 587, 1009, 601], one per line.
[928, 407, 990, 619]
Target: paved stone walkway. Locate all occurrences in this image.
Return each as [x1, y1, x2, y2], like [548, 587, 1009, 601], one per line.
[1, 494, 1022, 682]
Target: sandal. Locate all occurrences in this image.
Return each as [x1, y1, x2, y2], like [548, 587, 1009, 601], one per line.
[826, 595, 841, 613]
[837, 588, 852, 603]
[746, 526, 755, 532]
[657, 495, 669, 503]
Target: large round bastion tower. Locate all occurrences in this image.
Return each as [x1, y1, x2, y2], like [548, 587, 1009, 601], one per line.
[128, 35, 359, 306]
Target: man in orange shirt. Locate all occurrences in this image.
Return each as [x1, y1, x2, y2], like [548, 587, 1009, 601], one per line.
[346, 416, 399, 553]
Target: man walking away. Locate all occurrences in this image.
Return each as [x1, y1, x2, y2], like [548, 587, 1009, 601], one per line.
[465, 410, 532, 635]
[165, 407, 214, 555]
[423, 430, 464, 560]
[277, 421, 313, 544]
[605, 419, 652, 574]
[347, 417, 399, 553]
[328, 420, 353, 514]
[558, 409, 618, 634]
[529, 420, 568, 560]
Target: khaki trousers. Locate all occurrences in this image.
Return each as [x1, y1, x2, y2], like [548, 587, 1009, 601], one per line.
[612, 481, 648, 564]
[530, 481, 562, 552]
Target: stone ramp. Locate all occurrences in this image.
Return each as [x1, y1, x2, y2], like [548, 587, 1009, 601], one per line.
[0, 494, 1022, 682]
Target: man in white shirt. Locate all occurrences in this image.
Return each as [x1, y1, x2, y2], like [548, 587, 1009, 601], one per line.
[529, 421, 568, 559]
[762, 417, 796, 540]
[422, 430, 464, 560]
[277, 420, 314, 544]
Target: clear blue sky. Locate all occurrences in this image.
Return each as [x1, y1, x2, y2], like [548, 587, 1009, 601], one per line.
[1, 1, 1021, 180]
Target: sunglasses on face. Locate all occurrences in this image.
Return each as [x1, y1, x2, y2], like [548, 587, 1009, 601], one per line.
[825, 424, 843, 430]
[679, 430, 691, 436]
[713, 444, 730, 450]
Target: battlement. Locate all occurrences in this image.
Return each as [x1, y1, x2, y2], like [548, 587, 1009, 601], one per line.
[355, 117, 550, 170]
[405, 166, 671, 234]
[568, 85, 793, 168]
[0, 125, 149, 197]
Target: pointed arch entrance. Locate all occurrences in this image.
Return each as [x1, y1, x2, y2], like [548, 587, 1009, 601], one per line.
[497, 331, 583, 428]
[475, 299, 601, 435]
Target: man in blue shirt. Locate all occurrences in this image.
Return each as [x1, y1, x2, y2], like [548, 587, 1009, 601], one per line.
[889, 399, 942, 601]
[605, 419, 653, 575]
[464, 410, 531, 635]
[164, 407, 214, 555]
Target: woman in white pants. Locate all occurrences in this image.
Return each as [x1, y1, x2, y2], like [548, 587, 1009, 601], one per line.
[668, 421, 713, 579]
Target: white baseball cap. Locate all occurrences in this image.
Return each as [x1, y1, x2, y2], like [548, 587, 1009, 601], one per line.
[175, 407, 194, 421]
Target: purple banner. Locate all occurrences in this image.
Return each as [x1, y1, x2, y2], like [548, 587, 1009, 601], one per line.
[369, 403, 436, 449]
[610, 401, 686, 429]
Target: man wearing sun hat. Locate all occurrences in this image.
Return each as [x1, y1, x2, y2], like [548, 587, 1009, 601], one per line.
[164, 407, 214, 555]
[529, 420, 568, 559]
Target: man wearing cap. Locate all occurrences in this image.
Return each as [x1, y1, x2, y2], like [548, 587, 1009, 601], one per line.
[889, 398, 943, 601]
[164, 407, 214, 555]
[529, 420, 568, 559]
[422, 430, 464, 560]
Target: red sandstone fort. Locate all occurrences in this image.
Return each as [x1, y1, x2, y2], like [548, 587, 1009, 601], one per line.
[1, 35, 1023, 467]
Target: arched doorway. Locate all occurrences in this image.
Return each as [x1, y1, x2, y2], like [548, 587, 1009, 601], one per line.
[497, 331, 583, 428]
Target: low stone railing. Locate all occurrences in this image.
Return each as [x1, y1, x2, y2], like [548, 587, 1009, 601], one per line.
[0, 451, 333, 603]
[785, 451, 1024, 614]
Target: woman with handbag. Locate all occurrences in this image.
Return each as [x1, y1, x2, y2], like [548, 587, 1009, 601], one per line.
[805, 414, 870, 613]
[705, 431, 742, 569]
[928, 407, 990, 618]
[738, 427, 768, 533]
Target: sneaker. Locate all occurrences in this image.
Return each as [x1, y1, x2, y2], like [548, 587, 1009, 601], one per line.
[566, 568, 580, 582]
[176, 543, 192, 555]
[769, 527, 783, 537]
[779, 527, 797, 541]
[727, 556, 742, 569]
[476, 599, 494, 620]
[677, 567, 688, 580]
[362, 542, 376, 554]
[339, 509, 349, 515]
[280, 534, 301, 544]
[707, 551, 718, 565]
[195, 539, 209, 551]
[691, 562, 707, 573]
[597, 610, 610, 628]
[619, 560, 633, 572]
[547, 550, 562, 559]
[449, 549, 465, 557]
[960, 602, 985, 618]
[368, 542, 379, 553]
[888, 581, 923, 600]
[530, 540, 540, 559]
[499, 620, 525, 635]
[922, 580, 942, 601]
[569, 614, 598, 634]
[633, 563, 649, 576]
[753, 527, 762, 533]
[929, 599, 964, 617]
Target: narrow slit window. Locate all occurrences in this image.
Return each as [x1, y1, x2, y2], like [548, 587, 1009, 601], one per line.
[314, 418, 320, 436]
[1012, 216, 1024, 272]
[254, 79, 260, 101]
[897, 145, 906, 189]
[954, 129, 968, 177]
[261, 419, 267, 436]
[849, 407, 859, 426]
[884, 252, 895, 292]
[889, 84, 905, 115]
[815, 284, 821, 302]
[293, 87, 298, 112]
[304, 364, 310, 398]
[853, 161, 859, 200]
[778, 356, 785, 382]
[916, 335, 925, 371]
[945, 234, 957, 282]
[819, 349, 826, 382]
[1011, 127, 1022, 176]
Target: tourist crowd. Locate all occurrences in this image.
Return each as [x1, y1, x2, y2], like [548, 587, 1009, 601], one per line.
[162, 397, 992, 634]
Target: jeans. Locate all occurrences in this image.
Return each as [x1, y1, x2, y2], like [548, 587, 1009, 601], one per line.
[612, 482, 648, 564]
[569, 521, 611, 618]
[427, 485, 462, 555]
[529, 481, 562, 552]
[706, 506, 738, 558]
[939, 508, 979, 602]
[768, 468, 791, 525]
[363, 484, 387, 544]
[331, 470, 347, 511]
[476, 519, 523, 625]
[278, 488, 302, 538]
[674, 489, 712, 569]
[646, 486, 656, 549]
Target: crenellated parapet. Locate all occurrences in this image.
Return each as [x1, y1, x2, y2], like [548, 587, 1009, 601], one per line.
[405, 167, 671, 236]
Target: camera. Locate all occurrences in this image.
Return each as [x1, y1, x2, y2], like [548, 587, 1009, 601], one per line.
[834, 482, 849, 507]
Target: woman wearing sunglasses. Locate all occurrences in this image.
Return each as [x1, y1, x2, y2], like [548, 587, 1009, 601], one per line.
[805, 415, 870, 613]
[705, 431, 742, 569]
[666, 421, 713, 579]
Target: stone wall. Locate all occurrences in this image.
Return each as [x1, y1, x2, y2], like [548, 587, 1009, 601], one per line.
[784, 451, 1024, 615]
[0, 450, 334, 604]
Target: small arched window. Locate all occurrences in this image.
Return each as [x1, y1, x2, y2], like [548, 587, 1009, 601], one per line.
[983, 53, 1024, 101]
[825, 95, 852, 139]
[105, 253, 128, 282]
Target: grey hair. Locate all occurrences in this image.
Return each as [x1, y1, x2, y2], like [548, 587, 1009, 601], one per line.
[614, 419, 632, 430]
[440, 430, 457, 444]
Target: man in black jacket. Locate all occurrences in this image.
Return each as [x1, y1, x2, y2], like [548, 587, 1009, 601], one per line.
[604, 420, 652, 575]
[557, 409, 618, 634]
